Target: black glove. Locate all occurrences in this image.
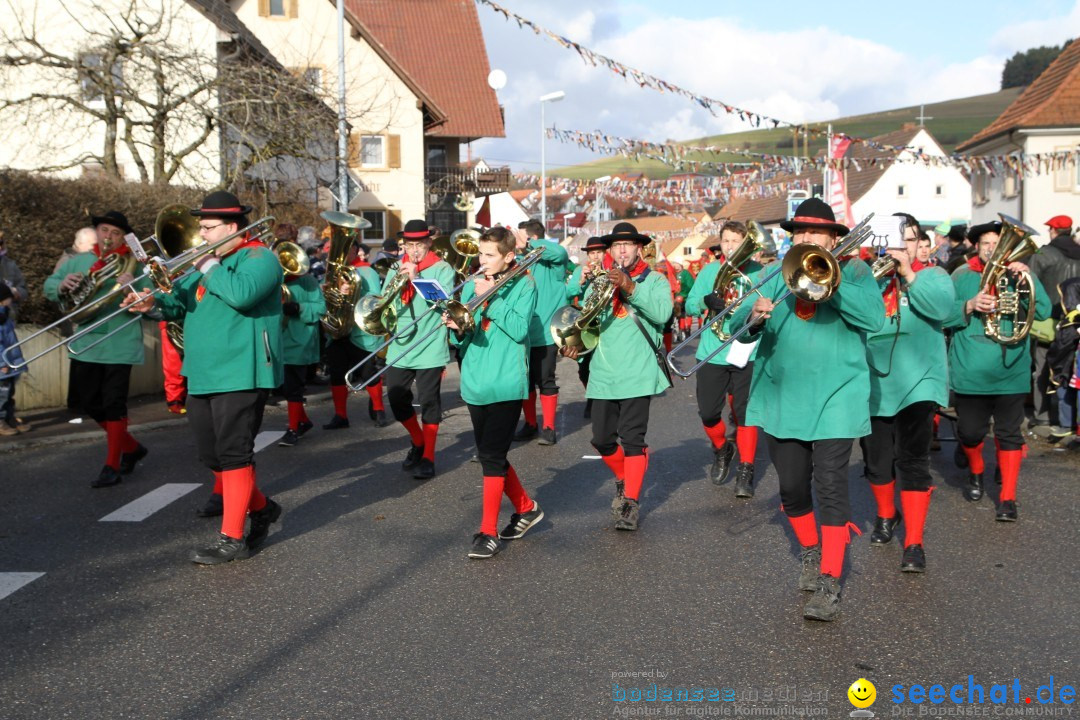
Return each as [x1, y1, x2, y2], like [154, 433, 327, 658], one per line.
[702, 292, 727, 314]
[282, 301, 300, 317]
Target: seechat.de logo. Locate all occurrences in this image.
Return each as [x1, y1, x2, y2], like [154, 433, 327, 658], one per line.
[849, 678, 877, 718]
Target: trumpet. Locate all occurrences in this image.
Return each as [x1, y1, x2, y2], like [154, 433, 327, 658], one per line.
[666, 214, 876, 378]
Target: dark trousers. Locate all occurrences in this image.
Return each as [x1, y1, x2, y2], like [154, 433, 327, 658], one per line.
[187, 390, 269, 472]
[577, 351, 593, 388]
[696, 361, 754, 426]
[282, 364, 307, 403]
[325, 337, 366, 386]
[468, 400, 521, 477]
[386, 366, 443, 424]
[527, 344, 559, 395]
[69, 359, 131, 422]
[1031, 340, 1053, 424]
[862, 400, 935, 491]
[591, 396, 652, 457]
[955, 392, 1025, 451]
[0, 377, 15, 423]
[766, 434, 853, 526]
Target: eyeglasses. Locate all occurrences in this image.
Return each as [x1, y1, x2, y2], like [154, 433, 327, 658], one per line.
[198, 223, 226, 234]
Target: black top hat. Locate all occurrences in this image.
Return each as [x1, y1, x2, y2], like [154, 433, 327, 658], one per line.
[600, 221, 652, 247]
[779, 198, 850, 236]
[967, 221, 1002, 243]
[189, 191, 253, 218]
[401, 219, 432, 240]
[583, 236, 606, 251]
[90, 210, 134, 235]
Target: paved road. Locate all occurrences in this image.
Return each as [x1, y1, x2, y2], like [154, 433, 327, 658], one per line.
[2, 359, 1078, 719]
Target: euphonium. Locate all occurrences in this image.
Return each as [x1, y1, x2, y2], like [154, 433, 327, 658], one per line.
[432, 229, 480, 280]
[353, 268, 410, 336]
[549, 266, 617, 354]
[980, 214, 1039, 345]
[711, 221, 766, 339]
[319, 210, 372, 340]
[276, 240, 310, 305]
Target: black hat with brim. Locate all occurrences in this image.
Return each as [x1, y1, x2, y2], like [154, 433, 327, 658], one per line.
[583, 236, 606, 251]
[779, 198, 850, 236]
[190, 191, 252, 218]
[91, 210, 134, 235]
[401, 219, 432, 240]
[600, 221, 652, 247]
[967, 221, 1002, 243]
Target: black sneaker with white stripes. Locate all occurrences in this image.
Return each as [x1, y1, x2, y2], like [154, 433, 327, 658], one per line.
[468, 533, 503, 559]
[499, 501, 544, 540]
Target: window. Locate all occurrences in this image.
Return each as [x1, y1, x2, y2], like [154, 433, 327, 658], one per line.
[362, 211, 386, 241]
[935, 185, 944, 197]
[973, 172, 989, 205]
[897, 185, 906, 197]
[78, 52, 123, 102]
[361, 136, 385, 167]
[683, 246, 693, 256]
[348, 133, 400, 169]
[258, 0, 296, 18]
[1003, 174, 1018, 199]
[426, 144, 447, 169]
[269, 0, 285, 14]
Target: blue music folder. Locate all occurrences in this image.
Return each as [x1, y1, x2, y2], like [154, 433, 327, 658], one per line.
[411, 278, 450, 303]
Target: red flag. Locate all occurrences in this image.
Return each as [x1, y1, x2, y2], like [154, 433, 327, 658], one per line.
[828, 137, 853, 226]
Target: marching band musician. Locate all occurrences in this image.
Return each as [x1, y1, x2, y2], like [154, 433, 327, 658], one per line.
[861, 214, 955, 573]
[125, 191, 284, 565]
[945, 221, 1050, 521]
[44, 211, 150, 488]
[278, 246, 327, 447]
[381, 219, 456, 480]
[444, 226, 542, 559]
[685, 221, 763, 497]
[560, 222, 673, 532]
[564, 236, 608, 419]
[513, 219, 569, 446]
[730, 199, 884, 621]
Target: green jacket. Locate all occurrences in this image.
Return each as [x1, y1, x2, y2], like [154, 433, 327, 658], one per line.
[522, 239, 569, 347]
[685, 259, 763, 366]
[454, 271, 537, 405]
[677, 269, 695, 298]
[382, 258, 455, 370]
[584, 270, 673, 400]
[156, 244, 284, 394]
[565, 265, 586, 303]
[944, 265, 1051, 395]
[867, 267, 954, 416]
[44, 252, 150, 365]
[349, 264, 383, 351]
[282, 274, 326, 366]
[729, 258, 885, 440]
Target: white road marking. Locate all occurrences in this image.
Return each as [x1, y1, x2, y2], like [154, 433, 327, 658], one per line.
[582, 455, 601, 459]
[253, 430, 281, 454]
[0, 573, 45, 601]
[99, 483, 201, 522]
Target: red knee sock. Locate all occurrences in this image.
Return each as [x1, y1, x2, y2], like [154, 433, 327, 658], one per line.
[422, 423, 439, 462]
[212, 471, 223, 496]
[870, 480, 897, 518]
[220, 466, 256, 540]
[522, 391, 537, 427]
[962, 442, 985, 474]
[663, 331, 673, 354]
[601, 446, 625, 481]
[120, 418, 139, 453]
[287, 401, 305, 431]
[104, 420, 126, 469]
[540, 394, 558, 430]
[735, 425, 757, 462]
[623, 452, 648, 501]
[997, 448, 1022, 502]
[480, 475, 505, 536]
[300, 404, 310, 424]
[933, 414, 940, 434]
[786, 511, 819, 548]
[366, 381, 385, 412]
[331, 384, 349, 419]
[900, 489, 932, 546]
[703, 420, 727, 450]
[504, 465, 534, 514]
[820, 523, 861, 578]
[401, 414, 424, 447]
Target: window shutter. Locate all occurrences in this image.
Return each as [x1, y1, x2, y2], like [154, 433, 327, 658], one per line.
[388, 135, 401, 168]
[347, 134, 360, 167]
[288, 0, 298, 18]
[387, 211, 403, 238]
[258, 0, 270, 16]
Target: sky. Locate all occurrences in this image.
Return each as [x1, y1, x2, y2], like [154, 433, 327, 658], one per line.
[472, 0, 1080, 172]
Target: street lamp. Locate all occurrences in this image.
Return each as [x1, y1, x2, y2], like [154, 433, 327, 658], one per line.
[594, 175, 611, 236]
[539, 90, 565, 229]
[563, 212, 578, 240]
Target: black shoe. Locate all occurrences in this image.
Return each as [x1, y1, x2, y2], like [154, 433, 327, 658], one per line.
[373, 410, 389, 428]
[583, 399, 592, 419]
[870, 512, 902, 545]
[611, 480, 625, 515]
[538, 427, 557, 446]
[191, 533, 249, 565]
[614, 498, 640, 531]
[995, 499, 1018, 522]
[91, 465, 122, 488]
[119, 444, 148, 475]
[296, 420, 314, 437]
[513, 423, 538, 442]
[196, 492, 224, 518]
[278, 429, 300, 447]
[499, 501, 545, 540]
[468, 533, 502, 559]
[963, 472, 984, 502]
[954, 443, 969, 469]
[412, 458, 435, 480]
[900, 544, 926, 572]
[930, 437, 941, 451]
[402, 444, 424, 471]
[798, 545, 821, 591]
[803, 574, 842, 621]
[709, 442, 735, 485]
[323, 415, 350, 430]
[246, 498, 282, 549]
[733, 462, 755, 498]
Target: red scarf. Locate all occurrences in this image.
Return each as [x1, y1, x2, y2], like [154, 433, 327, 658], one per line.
[911, 259, 928, 273]
[882, 276, 900, 318]
[89, 241, 130, 273]
[967, 256, 985, 273]
[351, 259, 370, 268]
[399, 250, 441, 304]
[603, 255, 650, 318]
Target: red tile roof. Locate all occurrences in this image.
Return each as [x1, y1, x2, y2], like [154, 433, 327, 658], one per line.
[959, 40, 1080, 151]
[342, 0, 505, 140]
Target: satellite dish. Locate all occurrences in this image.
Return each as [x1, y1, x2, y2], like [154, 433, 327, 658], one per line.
[487, 69, 507, 90]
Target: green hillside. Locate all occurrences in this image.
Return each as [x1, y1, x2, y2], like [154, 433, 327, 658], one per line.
[553, 87, 1023, 181]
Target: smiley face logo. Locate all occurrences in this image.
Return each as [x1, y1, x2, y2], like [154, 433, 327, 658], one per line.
[848, 678, 877, 708]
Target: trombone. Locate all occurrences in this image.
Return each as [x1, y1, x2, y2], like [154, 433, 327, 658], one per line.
[666, 214, 875, 378]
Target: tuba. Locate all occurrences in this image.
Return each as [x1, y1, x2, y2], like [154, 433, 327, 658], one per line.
[319, 210, 372, 339]
[711, 221, 766, 339]
[353, 268, 410, 336]
[432, 229, 480, 281]
[276, 240, 310, 305]
[980, 214, 1039, 345]
[549, 267, 617, 354]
